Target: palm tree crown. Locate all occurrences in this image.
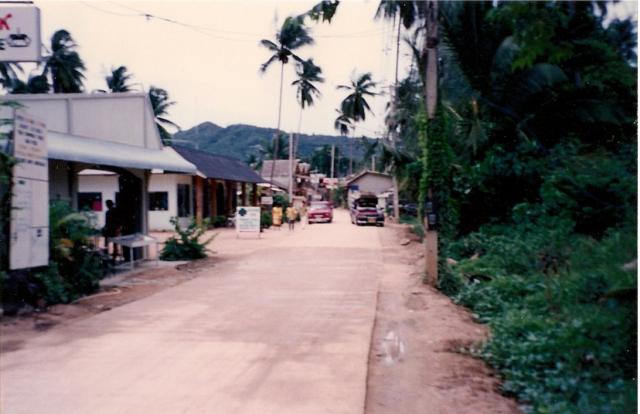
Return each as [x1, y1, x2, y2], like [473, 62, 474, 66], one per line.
[375, 0, 417, 29]
[106, 66, 134, 93]
[43, 30, 86, 93]
[292, 59, 324, 109]
[259, 16, 314, 73]
[148, 86, 180, 144]
[337, 72, 377, 123]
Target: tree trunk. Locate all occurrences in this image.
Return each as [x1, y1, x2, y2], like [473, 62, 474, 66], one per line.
[391, 14, 401, 222]
[270, 62, 285, 185]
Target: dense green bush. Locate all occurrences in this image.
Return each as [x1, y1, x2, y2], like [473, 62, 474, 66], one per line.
[400, 214, 424, 240]
[160, 217, 216, 261]
[260, 210, 272, 228]
[445, 223, 636, 413]
[48, 200, 109, 300]
[211, 215, 227, 228]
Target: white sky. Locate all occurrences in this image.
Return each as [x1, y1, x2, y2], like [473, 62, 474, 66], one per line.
[31, 0, 414, 137]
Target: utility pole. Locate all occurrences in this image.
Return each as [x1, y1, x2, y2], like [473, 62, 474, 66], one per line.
[371, 155, 376, 171]
[288, 132, 293, 203]
[330, 144, 335, 178]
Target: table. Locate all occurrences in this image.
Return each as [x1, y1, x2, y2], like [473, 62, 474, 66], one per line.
[108, 233, 159, 270]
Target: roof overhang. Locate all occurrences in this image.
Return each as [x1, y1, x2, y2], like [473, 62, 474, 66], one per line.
[48, 131, 197, 173]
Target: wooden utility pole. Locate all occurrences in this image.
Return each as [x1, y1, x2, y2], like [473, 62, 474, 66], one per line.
[288, 132, 294, 202]
[330, 144, 335, 178]
[423, 0, 439, 286]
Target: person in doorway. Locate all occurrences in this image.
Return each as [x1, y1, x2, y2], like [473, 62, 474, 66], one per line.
[286, 203, 297, 231]
[103, 200, 122, 261]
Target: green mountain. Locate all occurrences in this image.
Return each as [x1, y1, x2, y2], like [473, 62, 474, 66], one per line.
[173, 122, 373, 162]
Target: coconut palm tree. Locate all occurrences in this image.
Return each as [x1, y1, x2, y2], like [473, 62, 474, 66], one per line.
[292, 58, 323, 159]
[337, 72, 377, 175]
[292, 59, 323, 111]
[0, 63, 22, 91]
[106, 66, 134, 92]
[42, 30, 86, 93]
[259, 16, 314, 182]
[148, 86, 180, 144]
[375, 1, 419, 219]
[10, 74, 50, 94]
[337, 72, 377, 124]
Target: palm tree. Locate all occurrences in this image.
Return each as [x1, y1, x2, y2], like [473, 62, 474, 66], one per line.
[259, 16, 314, 182]
[337, 72, 377, 124]
[333, 104, 358, 176]
[10, 74, 50, 94]
[337, 72, 376, 175]
[106, 66, 134, 92]
[148, 86, 180, 144]
[0, 63, 22, 91]
[292, 58, 324, 159]
[42, 30, 86, 93]
[293, 59, 323, 111]
[375, 1, 419, 220]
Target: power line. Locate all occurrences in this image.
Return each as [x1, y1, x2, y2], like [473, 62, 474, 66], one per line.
[81, 2, 138, 17]
[107, 1, 393, 40]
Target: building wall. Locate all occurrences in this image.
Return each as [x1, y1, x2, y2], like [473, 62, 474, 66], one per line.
[148, 173, 193, 231]
[0, 93, 161, 149]
[351, 174, 393, 195]
[77, 174, 119, 228]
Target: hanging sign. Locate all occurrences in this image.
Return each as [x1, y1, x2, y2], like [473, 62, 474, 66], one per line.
[10, 110, 48, 269]
[0, 6, 41, 62]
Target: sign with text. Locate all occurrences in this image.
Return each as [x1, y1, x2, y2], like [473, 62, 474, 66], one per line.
[10, 110, 48, 269]
[260, 196, 273, 205]
[235, 206, 260, 237]
[0, 6, 41, 62]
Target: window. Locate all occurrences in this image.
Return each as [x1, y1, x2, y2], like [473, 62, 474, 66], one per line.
[177, 184, 191, 217]
[78, 192, 102, 212]
[148, 192, 168, 211]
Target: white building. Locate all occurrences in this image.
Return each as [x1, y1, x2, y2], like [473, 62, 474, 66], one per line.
[2, 93, 197, 240]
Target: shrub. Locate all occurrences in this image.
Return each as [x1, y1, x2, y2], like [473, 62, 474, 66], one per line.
[49, 200, 108, 300]
[446, 225, 637, 413]
[260, 211, 272, 228]
[211, 215, 227, 228]
[160, 217, 216, 261]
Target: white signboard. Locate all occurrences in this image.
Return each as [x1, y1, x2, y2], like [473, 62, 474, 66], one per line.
[235, 206, 260, 237]
[260, 196, 273, 205]
[10, 110, 48, 270]
[0, 6, 41, 62]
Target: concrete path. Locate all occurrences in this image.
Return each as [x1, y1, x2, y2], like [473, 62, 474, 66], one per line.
[1, 210, 383, 414]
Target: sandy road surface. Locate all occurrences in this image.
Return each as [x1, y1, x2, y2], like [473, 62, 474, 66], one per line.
[1, 210, 518, 413]
[1, 210, 383, 413]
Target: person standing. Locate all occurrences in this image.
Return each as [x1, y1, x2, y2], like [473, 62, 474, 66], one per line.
[299, 201, 308, 229]
[103, 200, 122, 260]
[286, 203, 297, 231]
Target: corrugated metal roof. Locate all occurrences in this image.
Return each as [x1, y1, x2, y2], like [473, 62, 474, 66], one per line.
[171, 145, 264, 183]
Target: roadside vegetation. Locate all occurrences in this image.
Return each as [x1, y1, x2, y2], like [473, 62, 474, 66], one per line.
[160, 217, 216, 261]
[333, 1, 635, 412]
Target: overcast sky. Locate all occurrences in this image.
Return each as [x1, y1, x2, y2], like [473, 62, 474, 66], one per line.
[32, 0, 414, 137]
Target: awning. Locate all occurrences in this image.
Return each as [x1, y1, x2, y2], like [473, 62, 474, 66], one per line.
[48, 131, 197, 173]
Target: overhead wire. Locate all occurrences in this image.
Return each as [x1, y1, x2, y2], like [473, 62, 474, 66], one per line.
[105, 1, 392, 41]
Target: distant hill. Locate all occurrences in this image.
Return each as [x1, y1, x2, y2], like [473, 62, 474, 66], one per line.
[173, 122, 373, 162]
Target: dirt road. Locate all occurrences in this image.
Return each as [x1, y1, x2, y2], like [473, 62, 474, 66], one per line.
[0, 210, 518, 413]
